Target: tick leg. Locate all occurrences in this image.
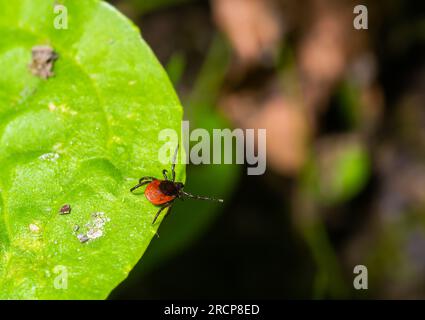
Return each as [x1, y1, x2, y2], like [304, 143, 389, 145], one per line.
[152, 201, 173, 225]
[162, 169, 169, 180]
[130, 177, 155, 192]
[130, 181, 150, 192]
[139, 176, 156, 183]
[171, 165, 176, 182]
[171, 144, 178, 181]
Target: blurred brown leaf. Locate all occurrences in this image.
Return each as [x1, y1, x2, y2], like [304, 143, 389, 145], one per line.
[222, 91, 311, 176]
[212, 0, 282, 65]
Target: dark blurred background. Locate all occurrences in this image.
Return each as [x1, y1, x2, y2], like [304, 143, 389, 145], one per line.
[108, 0, 425, 299]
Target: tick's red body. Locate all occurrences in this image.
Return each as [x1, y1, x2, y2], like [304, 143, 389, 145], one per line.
[145, 179, 178, 205]
[131, 145, 223, 224]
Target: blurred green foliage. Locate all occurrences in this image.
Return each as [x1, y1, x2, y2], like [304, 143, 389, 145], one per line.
[131, 0, 195, 13]
[303, 143, 370, 206]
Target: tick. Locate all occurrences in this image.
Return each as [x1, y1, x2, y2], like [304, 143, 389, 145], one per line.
[130, 146, 223, 224]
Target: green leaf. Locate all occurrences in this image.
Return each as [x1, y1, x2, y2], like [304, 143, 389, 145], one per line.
[0, 0, 184, 299]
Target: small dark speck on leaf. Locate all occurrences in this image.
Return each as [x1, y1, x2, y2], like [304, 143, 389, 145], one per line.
[28, 45, 58, 79]
[73, 225, 80, 233]
[59, 204, 71, 215]
[77, 234, 89, 243]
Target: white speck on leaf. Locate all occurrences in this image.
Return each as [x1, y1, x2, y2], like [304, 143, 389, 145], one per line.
[29, 224, 40, 233]
[77, 212, 110, 243]
[48, 102, 57, 111]
[87, 228, 103, 239]
[39, 152, 60, 162]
